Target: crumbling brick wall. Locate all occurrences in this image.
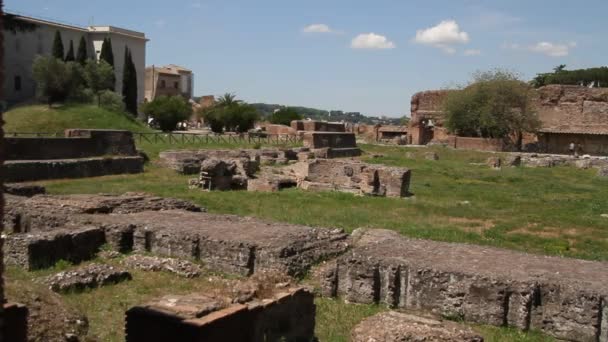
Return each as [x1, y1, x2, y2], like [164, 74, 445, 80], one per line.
[536, 85, 608, 130]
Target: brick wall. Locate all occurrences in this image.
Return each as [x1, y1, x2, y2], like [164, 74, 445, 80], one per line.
[446, 136, 510, 152]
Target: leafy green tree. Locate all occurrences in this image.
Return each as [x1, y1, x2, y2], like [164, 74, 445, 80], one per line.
[122, 47, 138, 115]
[553, 64, 567, 73]
[32, 55, 73, 105]
[52, 30, 64, 59]
[269, 107, 302, 126]
[76, 36, 88, 65]
[201, 94, 260, 133]
[83, 59, 115, 106]
[444, 69, 540, 150]
[65, 40, 75, 62]
[142, 96, 192, 131]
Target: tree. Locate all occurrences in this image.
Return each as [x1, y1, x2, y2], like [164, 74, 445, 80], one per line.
[553, 64, 567, 73]
[32, 55, 74, 105]
[76, 36, 88, 65]
[200, 93, 260, 133]
[99, 38, 115, 90]
[52, 30, 64, 60]
[269, 107, 302, 126]
[142, 96, 192, 131]
[122, 47, 138, 115]
[83, 59, 115, 106]
[65, 40, 75, 62]
[444, 69, 540, 150]
[99, 38, 114, 67]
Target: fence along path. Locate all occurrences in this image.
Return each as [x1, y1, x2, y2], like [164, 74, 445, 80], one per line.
[6, 132, 303, 145]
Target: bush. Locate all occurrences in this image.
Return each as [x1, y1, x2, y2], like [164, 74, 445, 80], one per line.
[142, 96, 192, 131]
[67, 87, 95, 103]
[99, 90, 126, 113]
[269, 107, 302, 126]
[32, 56, 74, 104]
[202, 103, 259, 134]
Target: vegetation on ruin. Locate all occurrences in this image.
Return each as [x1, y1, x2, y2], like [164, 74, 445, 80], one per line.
[531, 65, 608, 88]
[444, 69, 541, 149]
[4, 104, 153, 133]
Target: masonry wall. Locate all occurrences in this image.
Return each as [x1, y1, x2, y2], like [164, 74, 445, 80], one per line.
[539, 133, 608, 155]
[446, 136, 510, 152]
[6, 130, 137, 160]
[291, 120, 345, 132]
[536, 85, 608, 129]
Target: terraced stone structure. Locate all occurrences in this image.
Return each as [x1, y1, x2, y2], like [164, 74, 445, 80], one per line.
[5, 129, 144, 182]
[320, 229, 608, 342]
[126, 287, 315, 342]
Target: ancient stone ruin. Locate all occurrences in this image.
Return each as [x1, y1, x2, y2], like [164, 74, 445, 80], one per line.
[352, 311, 484, 342]
[126, 286, 315, 342]
[319, 229, 608, 341]
[160, 148, 412, 198]
[4, 129, 144, 182]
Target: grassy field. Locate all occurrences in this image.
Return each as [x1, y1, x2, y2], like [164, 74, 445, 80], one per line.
[11, 141, 608, 341]
[43, 143, 608, 261]
[4, 104, 154, 133]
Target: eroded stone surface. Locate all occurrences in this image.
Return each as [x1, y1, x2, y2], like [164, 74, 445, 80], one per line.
[351, 311, 484, 342]
[322, 229, 608, 341]
[4, 183, 46, 197]
[44, 264, 131, 293]
[77, 210, 348, 277]
[121, 255, 202, 278]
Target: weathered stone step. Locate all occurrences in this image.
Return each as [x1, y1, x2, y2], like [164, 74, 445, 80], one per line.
[320, 229, 608, 342]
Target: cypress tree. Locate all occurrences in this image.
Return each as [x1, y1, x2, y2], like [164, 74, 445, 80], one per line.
[99, 38, 116, 90]
[65, 40, 75, 62]
[122, 47, 138, 115]
[52, 30, 64, 59]
[76, 36, 88, 65]
[99, 37, 114, 67]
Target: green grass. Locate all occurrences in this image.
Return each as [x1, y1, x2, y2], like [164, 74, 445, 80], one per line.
[42, 144, 608, 261]
[4, 103, 154, 133]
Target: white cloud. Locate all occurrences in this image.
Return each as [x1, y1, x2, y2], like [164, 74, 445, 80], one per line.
[302, 24, 333, 34]
[351, 33, 395, 49]
[414, 20, 470, 53]
[529, 41, 576, 57]
[463, 49, 481, 56]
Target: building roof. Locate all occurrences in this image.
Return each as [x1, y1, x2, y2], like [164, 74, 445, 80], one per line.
[7, 12, 147, 40]
[166, 64, 192, 73]
[539, 126, 608, 135]
[146, 65, 192, 76]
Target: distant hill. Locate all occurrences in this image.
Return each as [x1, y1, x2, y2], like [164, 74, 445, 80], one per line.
[250, 103, 404, 125]
[5, 104, 154, 133]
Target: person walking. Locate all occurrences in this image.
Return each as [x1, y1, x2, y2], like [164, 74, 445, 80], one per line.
[568, 141, 576, 156]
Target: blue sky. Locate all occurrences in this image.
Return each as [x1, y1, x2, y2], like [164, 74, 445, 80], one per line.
[8, 0, 608, 117]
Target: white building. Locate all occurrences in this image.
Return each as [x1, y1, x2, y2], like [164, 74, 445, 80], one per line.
[3, 13, 148, 106]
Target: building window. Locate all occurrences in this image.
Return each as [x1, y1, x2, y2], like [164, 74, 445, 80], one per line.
[174, 81, 179, 89]
[14, 76, 22, 91]
[160, 80, 166, 88]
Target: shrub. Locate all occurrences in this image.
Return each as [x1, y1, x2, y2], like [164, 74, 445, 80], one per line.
[99, 90, 126, 113]
[32, 55, 74, 105]
[142, 96, 192, 131]
[269, 107, 302, 126]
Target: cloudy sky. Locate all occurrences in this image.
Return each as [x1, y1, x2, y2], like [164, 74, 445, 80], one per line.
[9, 0, 608, 117]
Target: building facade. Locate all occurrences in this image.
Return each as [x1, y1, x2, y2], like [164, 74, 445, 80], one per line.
[3, 13, 148, 106]
[144, 64, 193, 101]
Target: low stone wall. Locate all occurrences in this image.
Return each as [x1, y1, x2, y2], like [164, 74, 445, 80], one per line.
[6, 129, 137, 160]
[302, 132, 357, 149]
[320, 229, 608, 341]
[4, 156, 144, 182]
[125, 287, 315, 342]
[3, 303, 28, 342]
[291, 120, 345, 132]
[446, 136, 510, 152]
